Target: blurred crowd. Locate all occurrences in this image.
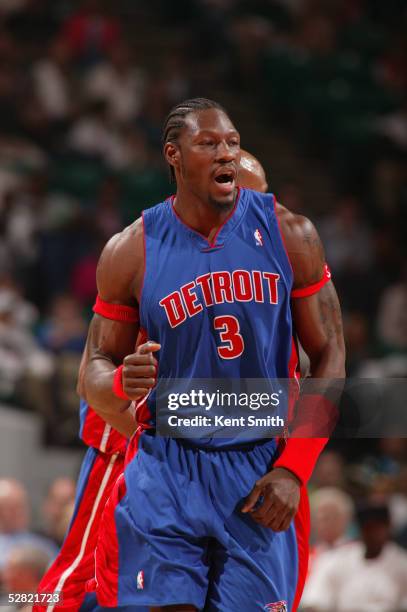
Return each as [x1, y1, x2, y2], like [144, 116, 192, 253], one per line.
[0, 476, 75, 607]
[300, 438, 407, 611]
[0, 2, 406, 608]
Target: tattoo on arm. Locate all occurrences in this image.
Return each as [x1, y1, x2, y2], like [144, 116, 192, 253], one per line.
[317, 283, 344, 343]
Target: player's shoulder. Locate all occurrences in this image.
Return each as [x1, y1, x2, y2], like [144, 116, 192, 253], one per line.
[101, 218, 143, 260]
[144, 197, 172, 212]
[275, 202, 316, 242]
[245, 189, 317, 239]
[243, 187, 273, 202]
[275, 202, 325, 286]
[96, 219, 143, 303]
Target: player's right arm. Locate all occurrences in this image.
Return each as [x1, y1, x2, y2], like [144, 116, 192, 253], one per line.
[77, 219, 159, 438]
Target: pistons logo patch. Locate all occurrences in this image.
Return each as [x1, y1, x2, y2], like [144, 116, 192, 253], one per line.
[136, 570, 144, 590]
[263, 602, 287, 612]
[254, 228, 263, 246]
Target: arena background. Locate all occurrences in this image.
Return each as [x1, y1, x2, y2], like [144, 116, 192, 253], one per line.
[0, 0, 406, 609]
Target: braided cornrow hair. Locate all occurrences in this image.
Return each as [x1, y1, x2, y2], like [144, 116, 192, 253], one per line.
[162, 97, 227, 182]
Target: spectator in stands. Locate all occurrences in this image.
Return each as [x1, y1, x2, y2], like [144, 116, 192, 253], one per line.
[0, 275, 38, 329]
[114, 127, 154, 172]
[0, 289, 53, 400]
[318, 195, 374, 275]
[32, 37, 76, 123]
[41, 477, 75, 547]
[37, 294, 87, 354]
[61, 0, 122, 66]
[359, 440, 407, 537]
[0, 479, 57, 576]
[67, 99, 124, 166]
[310, 450, 347, 490]
[375, 99, 407, 152]
[303, 487, 354, 603]
[161, 53, 190, 106]
[3, 172, 48, 276]
[376, 265, 407, 352]
[70, 249, 98, 307]
[310, 487, 354, 552]
[85, 41, 146, 123]
[343, 311, 370, 375]
[301, 503, 407, 611]
[93, 176, 123, 240]
[1, 545, 52, 607]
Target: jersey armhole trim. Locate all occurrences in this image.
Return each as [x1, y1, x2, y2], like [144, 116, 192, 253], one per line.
[138, 210, 147, 323]
[272, 195, 295, 280]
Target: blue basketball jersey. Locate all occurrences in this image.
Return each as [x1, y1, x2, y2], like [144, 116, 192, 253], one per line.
[139, 188, 294, 446]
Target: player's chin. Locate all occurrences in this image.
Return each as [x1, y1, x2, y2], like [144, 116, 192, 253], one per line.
[209, 186, 237, 209]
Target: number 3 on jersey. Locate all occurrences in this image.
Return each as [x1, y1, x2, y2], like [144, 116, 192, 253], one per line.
[214, 315, 245, 359]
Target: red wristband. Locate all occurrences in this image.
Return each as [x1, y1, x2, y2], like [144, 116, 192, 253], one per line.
[112, 365, 131, 401]
[274, 437, 328, 485]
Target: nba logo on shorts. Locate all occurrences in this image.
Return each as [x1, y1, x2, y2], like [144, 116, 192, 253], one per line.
[254, 228, 263, 246]
[263, 602, 287, 612]
[136, 570, 144, 590]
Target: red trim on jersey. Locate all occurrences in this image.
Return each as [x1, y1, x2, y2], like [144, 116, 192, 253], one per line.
[139, 211, 147, 317]
[293, 486, 311, 611]
[35, 452, 124, 612]
[81, 406, 127, 454]
[291, 264, 331, 298]
[288, 337, 300, 421]
[273, 197, 294, 278]
[123, 327, 154, 465]
[93, 296, 139, 323]
[112, 365, 131, 401]
[90, 472, 127, 607]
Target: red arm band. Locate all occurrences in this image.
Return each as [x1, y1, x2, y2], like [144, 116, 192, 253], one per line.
[274, 394, 339, 484]
[274, 437, 328, 485]
[291, 263, 332, 298]
[93, 295, 139, 323]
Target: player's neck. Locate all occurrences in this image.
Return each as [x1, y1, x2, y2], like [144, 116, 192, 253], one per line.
[173, 190, 237, 240]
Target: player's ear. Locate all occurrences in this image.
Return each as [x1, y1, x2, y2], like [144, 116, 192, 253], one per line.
[164, 142, 180, 174]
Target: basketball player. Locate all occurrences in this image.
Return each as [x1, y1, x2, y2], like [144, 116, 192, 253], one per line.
[81, 98, 345, 611]
[34, 147, 270, 612]
[32, 404, 127, 611]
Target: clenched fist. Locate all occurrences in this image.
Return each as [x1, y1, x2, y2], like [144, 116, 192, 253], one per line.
[121, 341, 161, 401]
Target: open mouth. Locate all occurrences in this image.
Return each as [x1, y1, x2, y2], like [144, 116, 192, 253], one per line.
[213, 169, 236, 195]
[215, 172, 234, 185]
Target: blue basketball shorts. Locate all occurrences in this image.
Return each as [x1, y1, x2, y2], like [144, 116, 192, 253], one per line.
[93, 432, 309, 611]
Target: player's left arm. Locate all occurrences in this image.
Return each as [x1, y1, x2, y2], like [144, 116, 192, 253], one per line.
[243, 206, 345, 530]
[281, 206, 345, 378]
